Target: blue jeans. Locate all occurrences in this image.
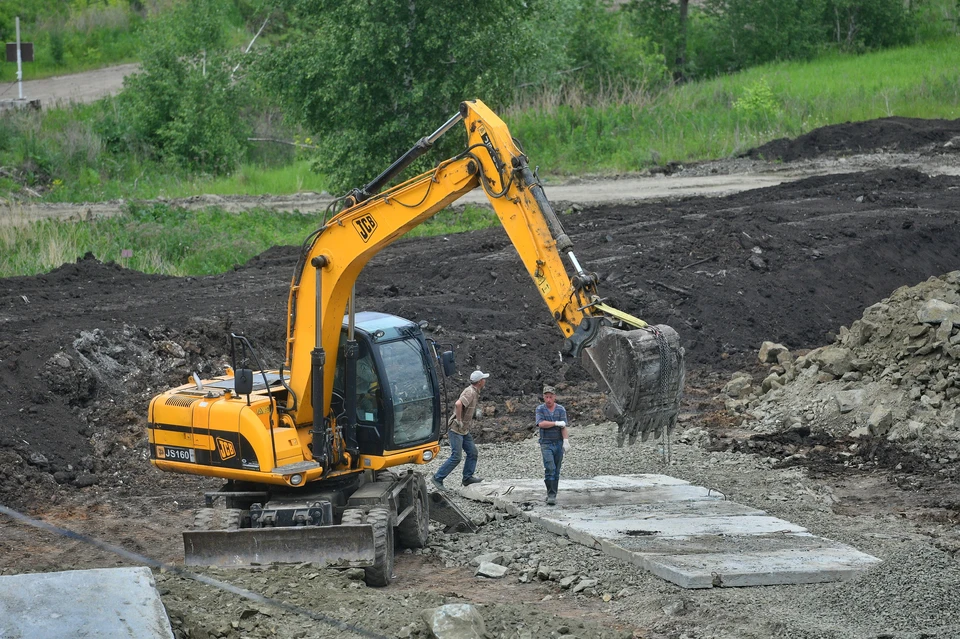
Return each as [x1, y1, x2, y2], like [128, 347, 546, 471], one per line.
[540, 439, 564, 482]
[434, 431, 478, 482]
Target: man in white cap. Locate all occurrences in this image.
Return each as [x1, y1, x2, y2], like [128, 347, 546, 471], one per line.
[431, 369, 489, 490]
[536, 385, 569, 505]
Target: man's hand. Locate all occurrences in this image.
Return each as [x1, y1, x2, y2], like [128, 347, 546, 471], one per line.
[563, 439, 571, 452]
[555, 421, 566, 428]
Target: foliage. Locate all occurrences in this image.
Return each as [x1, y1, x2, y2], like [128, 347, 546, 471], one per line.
[696, 0, 828, 74]
[112, 0, 248, 174]
[565, 0, 667, 93]
[254, 0, 565, 193]
[506, 40, 960, 175]
[624, 0, 684, 72]
[733, 79, 782, 121]
[823, 0, 916, 51]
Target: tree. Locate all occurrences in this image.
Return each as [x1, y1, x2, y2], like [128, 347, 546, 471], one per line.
[626, 0, 690, 79]
[112, 0, 248, 173]
[824, 0, 916, 51]
[254, 0, 562, 193]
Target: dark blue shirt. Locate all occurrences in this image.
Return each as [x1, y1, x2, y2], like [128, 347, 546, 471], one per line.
[536, 403, 567, 442]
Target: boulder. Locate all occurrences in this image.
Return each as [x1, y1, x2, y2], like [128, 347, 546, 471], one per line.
[421, 604, 486, 639]
[758, 342, 789, 364]
[917, 299, 960, 325]
[867, 406, 894, 437]
[809, 346, 854, 377]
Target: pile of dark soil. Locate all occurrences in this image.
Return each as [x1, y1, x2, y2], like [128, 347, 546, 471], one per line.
[744, 116, 960, 162]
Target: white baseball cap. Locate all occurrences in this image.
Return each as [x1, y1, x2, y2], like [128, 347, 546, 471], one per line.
[470, 370, 490, 383]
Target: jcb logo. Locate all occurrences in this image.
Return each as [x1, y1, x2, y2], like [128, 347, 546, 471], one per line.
[216, 437, 236, 460]
[535, 274, 551, 295]
[353, 214, 378, 243]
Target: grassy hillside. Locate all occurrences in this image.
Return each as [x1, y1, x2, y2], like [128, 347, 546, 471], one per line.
[1, 38, 958, 278]
[507, 39, 960, 175]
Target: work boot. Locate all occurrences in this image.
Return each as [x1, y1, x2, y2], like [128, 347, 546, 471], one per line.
[462, 476, 483, 487]
[545, 480, 557, 506]
[430, 475, 446, 491]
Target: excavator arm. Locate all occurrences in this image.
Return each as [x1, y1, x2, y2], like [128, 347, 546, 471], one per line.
[286, 100, 684, 455]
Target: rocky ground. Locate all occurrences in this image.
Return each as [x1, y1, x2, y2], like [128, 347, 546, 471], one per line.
[2, 117, 960, 638]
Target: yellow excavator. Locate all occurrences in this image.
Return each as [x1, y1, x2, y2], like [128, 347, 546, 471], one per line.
[147, 100, 684, 586]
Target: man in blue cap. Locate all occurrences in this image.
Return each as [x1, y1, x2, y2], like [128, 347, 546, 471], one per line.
[536, 385, 569, 505]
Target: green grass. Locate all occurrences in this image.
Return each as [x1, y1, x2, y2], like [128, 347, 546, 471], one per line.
[0, 201, 499, 278]
[506, 39, 960, 175]
[158, 162, 329, 199]
[0, 203, 320, 277]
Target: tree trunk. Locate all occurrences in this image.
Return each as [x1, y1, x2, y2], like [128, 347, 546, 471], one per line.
[674, 0, 690, 83]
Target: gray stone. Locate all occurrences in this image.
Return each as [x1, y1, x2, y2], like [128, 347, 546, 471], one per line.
[723, 375, 753, 397]
[809, 346, 855, 376]
[559, 575, 579, 589]
[475, 562, 508, 578]
[867, 406, 894, 436]
[421, 604, 486, 639]
[917, 299, 960, 325]
[845, 320, 876, 347]
[572, 578, 599, 593]
[758, 341, 789, 364]
[471, 552, 504, 567]
[761, 373, 782, 393]
[937, 320, 955, 344]
[834, 390, 865, 414]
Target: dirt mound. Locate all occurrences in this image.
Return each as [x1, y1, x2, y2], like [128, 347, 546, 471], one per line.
[745, 116, 960, 162]
[719, 272, 960, 475]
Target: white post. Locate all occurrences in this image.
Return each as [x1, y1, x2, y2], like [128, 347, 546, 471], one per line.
[15, 16, 23, 100]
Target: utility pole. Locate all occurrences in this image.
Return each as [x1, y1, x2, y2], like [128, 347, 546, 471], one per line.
[15, 16, 23, 100]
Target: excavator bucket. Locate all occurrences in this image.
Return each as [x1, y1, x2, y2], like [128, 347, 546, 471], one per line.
[581, 324, 685, 447]
[183, 524, 375, 567]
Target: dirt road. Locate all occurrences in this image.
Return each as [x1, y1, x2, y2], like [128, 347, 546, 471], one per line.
[2, 117, 960, 638]
[5, 63, 137, 106]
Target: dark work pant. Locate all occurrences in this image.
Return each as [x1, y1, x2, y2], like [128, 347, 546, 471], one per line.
[540, 439, 564, 482]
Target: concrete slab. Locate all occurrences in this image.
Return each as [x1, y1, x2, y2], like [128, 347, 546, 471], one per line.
[461, 475, 880, 589]
[0, 566, 174, 638]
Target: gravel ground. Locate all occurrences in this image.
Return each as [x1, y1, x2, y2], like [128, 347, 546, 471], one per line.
[415, 421, 960, 639]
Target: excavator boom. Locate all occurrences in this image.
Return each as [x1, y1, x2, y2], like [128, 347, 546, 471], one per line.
[285, 100, 684, 448]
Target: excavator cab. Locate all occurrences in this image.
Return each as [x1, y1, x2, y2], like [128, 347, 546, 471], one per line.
[331, 312, 442, 456]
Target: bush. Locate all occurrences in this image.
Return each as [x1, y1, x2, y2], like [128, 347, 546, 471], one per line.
[254, 0, 565, 193]
[115, 0, 248, 174]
